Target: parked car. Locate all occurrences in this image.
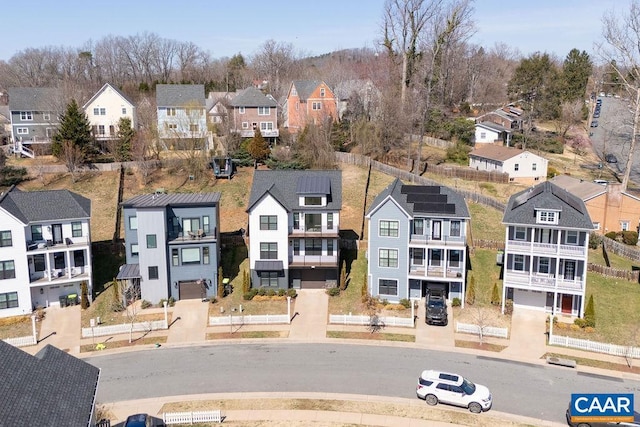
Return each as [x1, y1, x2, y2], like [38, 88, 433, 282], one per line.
[593, 111, 600, 118]
[590, 120, 599, 127]
[565, 403, 640, 426]
[416, 370, 492, 413]
[425, 289, 448, 326]
[605, 153, 618, 163]
[124, 413, 154, 427]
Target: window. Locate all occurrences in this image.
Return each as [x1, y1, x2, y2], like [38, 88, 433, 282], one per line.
[537, 210, 557, 224]
[181, 247, 201, 265]
[73, 250, 85, 267]
[480, 131, 487, 139]
[33, 254, 45, 272]
[320, 88, 326, 97]
[450, 221, 461, 237]
[413, 219, 424, 235]
[71, 222, 82, 237]
[189, 124, 199, 132]
[241, 122, 249, 129]
[31, 225, 43, 241]
[293, 239, 300, 255]
[0, 260, 16, 279]
[172, 248, 179, 266]
[514, 226, 526, 240]
[412, 248, 424, 265]
[622, 221, 630, 231]
[148, 266, 159, 280]
[43, 113, 50, 121]
[203, 216, 210, 233]
[312, 102, 322, 110]
[532, 163, 537, 171]
[305, 239, 322, 255]
[327, 213, 334, 230]
[183, 218, 200, 233]
[146, 234, 157, 249]
[16, 128, 28, 135]
[593, 222, 601, 230]
[379, 220, 399, 237]
[431, 249, 442, 267]
[304, 213, 322, 231]
[167, 123, 177, 130]
[131, 243, 139, 257]
[54, 252, 65, 269]
[379, 279, 398, 296]
[98, 125, 105, 135]
[239, 106, 245, 114]
[379, 249, 398, 268]
[258, 106, 270, 115]
[304, 196, 322, 206]
[260, 242, 277, 259]
[513, 254, 525, 271]
[260, 122, 274, 131]
[167, 108, 176, 116]
[538, 257, 550, 274]
[122, 107, 127, 114]
[260, 271, 278, 287]
[327, 240, 334, 255]
[449, 250, 461, 268]
[129, 216, 138, 230]
[0, 292, 18, 309]
[260, 215, 277, 230]
[514, 164, 519, 171]
[0, 231, 11, 247]
[203, 247, 210, 264]
[20, 111, 33, 121]
[293, 213, 300, 229]
[565, 230, 578, 245]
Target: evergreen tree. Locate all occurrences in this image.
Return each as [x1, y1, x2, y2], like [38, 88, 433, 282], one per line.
[561, 49, 593, 102]
[466, 275, 476, 305]
[584, 294, 596, 327]
[80, 281, 90, 309]
[490, 283, 500, 306]
[247, 130, 271, 167]
[242, 269, 250, 293]
[361, 273, 368, 301]
[217, 266, 225, 298]
[339, 261, 347, 291]
[52, 99, 93, 159]
[114, 117, 134, 162]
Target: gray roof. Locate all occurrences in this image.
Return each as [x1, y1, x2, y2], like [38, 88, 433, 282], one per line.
[254, 260, 284, 271]
[366, 178, 470, 219]
[8, 87, 64, 111]
[247, 170, 342, 212]
[549, 175, 607, 201]
[476, 121, 509, 133]
[82, 83, 134, 110]
[0, 186, 91, 223]
[503, 181, 593, 229]
[156, 84, 205, 107]
[230, 87, 277, 108]
[116, 263, 141, 279]
[291, 80, 325, 100]
[122, 192, 221, 208]
[0, 340, 99, 426]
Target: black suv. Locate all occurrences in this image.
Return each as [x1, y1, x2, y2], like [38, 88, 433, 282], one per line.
[426, 290, 448, 326]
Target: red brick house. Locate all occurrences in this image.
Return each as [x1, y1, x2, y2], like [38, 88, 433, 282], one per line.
[283, 80, 338, 134]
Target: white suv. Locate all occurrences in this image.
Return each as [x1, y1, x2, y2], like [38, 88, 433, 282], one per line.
[416, 370, 492, 413]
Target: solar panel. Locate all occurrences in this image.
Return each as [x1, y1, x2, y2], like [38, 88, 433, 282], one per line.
[406, 193, 448, 204]
[400, 185, 441, 195]
[552, 185, 584, 213]
[512, 185, 544, 209]
[413, 203, 456, 214]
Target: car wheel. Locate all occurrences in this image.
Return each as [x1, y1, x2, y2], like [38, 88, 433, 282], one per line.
[468, 402, 482, 413]
[576, 423, 591, 427]
[443, 320, 448, 326]
[425, 394, 438, 406]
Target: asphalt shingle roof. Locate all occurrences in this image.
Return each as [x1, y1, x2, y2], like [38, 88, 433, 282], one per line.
[291, 80, 324, 100]
[122, 192, 221, 208]
[0, 186, 91, 223]
[230, 87, 277, 108]
[366, 178, 470, 219]
[549, 175, 607, 201]
[247, 170, 342, 212]
[503, 181, 593, 229]
[156, 84, 205, 107]
[8, 87, 64, 112]
[0, 340, 100, 426]
[469, 145, 533, 162]
[82, 83, 134, 110]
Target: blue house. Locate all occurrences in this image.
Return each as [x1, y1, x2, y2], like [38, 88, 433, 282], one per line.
[118, 192, 221, 303]
[366, 179, 470, 305]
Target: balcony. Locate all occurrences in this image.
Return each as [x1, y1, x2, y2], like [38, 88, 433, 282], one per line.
[409, 233, 466, 246]
[235, 129, 279, 138]
[289, 227, 339, 238]
[26, 236, 90, 252]
[408, 264, 464, 280]
[30, 266, 91, 284]
[289, 255, 338, 267]
[503, 270, 584, 292]
[505, 240, 586, 257]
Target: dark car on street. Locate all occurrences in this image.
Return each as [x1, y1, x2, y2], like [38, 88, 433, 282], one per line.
[605, 153, 618, 163]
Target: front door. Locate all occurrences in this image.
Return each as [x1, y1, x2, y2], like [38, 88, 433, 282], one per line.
[561, 295, 573, 314]
[52, 224, 63, 244]
[432, 220, 441, 240]
[563, 261, 575, 280]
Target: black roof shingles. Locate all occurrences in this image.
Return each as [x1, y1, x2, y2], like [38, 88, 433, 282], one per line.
[0, 341, 99, 426]
[0, 186, 91, 223]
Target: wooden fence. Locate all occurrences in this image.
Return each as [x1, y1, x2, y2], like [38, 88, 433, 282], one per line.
[587, 263, 640, 282]
[603, 237, 640, 263]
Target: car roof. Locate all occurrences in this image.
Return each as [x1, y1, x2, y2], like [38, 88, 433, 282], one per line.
[125, 413, 148, 426]
[420, 370, 463, 385]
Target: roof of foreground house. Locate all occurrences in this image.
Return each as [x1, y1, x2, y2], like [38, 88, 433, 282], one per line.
[503, 181, 593, 229]
[122, 192, 221, 208]
[156, 84, 205, 107]
[0, 186, 91, 223]
[366, 178, 470, 219]
[247, 170, 342, 212]
[0, 340, 100, 426]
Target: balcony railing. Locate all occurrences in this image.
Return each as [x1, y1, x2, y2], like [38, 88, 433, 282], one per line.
[26, 236, 90, 251]
[289, 227, 339, 237]
[409, 233, 466, 246]
[289, 255, 338, 267]
[505, 240, 586, 257]
[408, 264, 464, 279]
[30, 266, 91, 284]
[503, 270, 584, 291]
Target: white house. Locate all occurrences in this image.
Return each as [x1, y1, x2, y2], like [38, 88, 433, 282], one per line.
[469, 145, 548, 184]
[473, 121, 512, 146]
[82, 83, 136, 142]
[156, 84, 207, 148]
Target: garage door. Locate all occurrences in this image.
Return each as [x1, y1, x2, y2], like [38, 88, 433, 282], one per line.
[513, 289, 546, 311]
[179, 281, 202, 300]
[300, 269, 328, 289]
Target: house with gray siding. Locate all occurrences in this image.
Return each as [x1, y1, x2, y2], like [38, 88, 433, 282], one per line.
[502, 181, 593, 316]
[156, 84, 208, 149]
[247, 170, 342, 289]
[119, 192, 221, 303]
[366, 179, 470, 305]
[0, 186, 92, 318]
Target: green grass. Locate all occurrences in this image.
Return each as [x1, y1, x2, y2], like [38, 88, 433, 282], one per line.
[467, 249, 503, 306]
[455, 340, 507, 352]
[328, 249, 368, 314]
[468, 203, 505, 242]
[543, 352, 640, 374]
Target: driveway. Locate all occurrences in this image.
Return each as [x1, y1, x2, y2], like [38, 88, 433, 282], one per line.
[26, 305, 81, 355]
[166, 299, 210, 344]
[501, 308, 548, 360]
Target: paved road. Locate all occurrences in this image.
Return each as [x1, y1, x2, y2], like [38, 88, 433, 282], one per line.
[86, 343, 640, 425]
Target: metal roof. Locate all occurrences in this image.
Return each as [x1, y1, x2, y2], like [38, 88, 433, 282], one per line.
[254, 260, 284, 271]
[296, 175, 331, 194]
[122, 192, 221, 208]
[116, 263, 141, 279]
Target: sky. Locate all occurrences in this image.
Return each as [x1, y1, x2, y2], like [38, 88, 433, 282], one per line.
[0, 0, 633, 62]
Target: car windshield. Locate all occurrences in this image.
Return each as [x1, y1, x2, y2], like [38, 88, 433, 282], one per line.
[461, 378, 476, 395]
[428, 300, 444, 308]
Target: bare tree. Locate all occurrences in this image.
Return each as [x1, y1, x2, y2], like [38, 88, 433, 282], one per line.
[250, 40, 300, 100]
[596, 1, 640, 190]
[468, 306, 499, 345]
[60, 140, 85, 182]
[555, 100, 585, 138]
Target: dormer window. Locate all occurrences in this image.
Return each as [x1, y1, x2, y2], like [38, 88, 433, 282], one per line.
[304, 196, 322, 206]
[537, 210, 558, 224]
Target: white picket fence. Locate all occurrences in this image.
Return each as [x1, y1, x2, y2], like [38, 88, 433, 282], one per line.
[549, 334, 640, 359]
[329, 314, 414, 327]
[455, 321, 509, 339]
[3, 335, 37, 347]
[209, 314, 289, 326]
[163, 410, 222, 424]
[81, 320, 168, 338]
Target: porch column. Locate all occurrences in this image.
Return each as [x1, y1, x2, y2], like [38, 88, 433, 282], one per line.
[45, 253, 52, 282]
[552, 292, 558, 315]
[500, 284, 506, 314]
[579, 294, 585, 318]
[66, 249, 72, 278]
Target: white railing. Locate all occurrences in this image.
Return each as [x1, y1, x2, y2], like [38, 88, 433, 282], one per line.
[3, 335, 37, 347]
[455, 321, 509, 338]
[549, 334, 640, 359]
[209, 314, 289, 326]
[329, 314, 414, 327]
[163, 410, 222, 425]
[81, 319, 168, 338]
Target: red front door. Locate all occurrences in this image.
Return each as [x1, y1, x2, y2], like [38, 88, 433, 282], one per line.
[561, 295, 573, 314]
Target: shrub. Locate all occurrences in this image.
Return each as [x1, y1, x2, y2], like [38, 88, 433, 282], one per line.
[622, 230, 639, 246]
[141, 300, 152, 309]
[584, 326, 595, 333]
[168, 297, 176, 307]
[80, 281, 90, 309]
[286, 289, 297, 298]
[384, 303, 406, 311]
[399, 298, 411, 309]
[277, 289, 286, 296]
[504, 299, 513, 315]
[588, 232, 602, 249]
[465, 275, 476, 305]
[242, 270, 250, 293]
[547, 166, 559, 178]
[451, 297, 462, 307]
[266, 288, 277, 297]
[257, 287, 267, 296]
[584, 294, 596, 328]
[569, 324, 582, 331]
[209, 297, 217, 304]
[605, 231, 618, 240]
[361, 273, 368, 300]
[243, 288, 259, 301]
[490, 283, 500, 306]
[573, 318, 587, 328]
[339, 261, 347, 291]
[326, 287, 340, 297]
[218, 267, 225, 297]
